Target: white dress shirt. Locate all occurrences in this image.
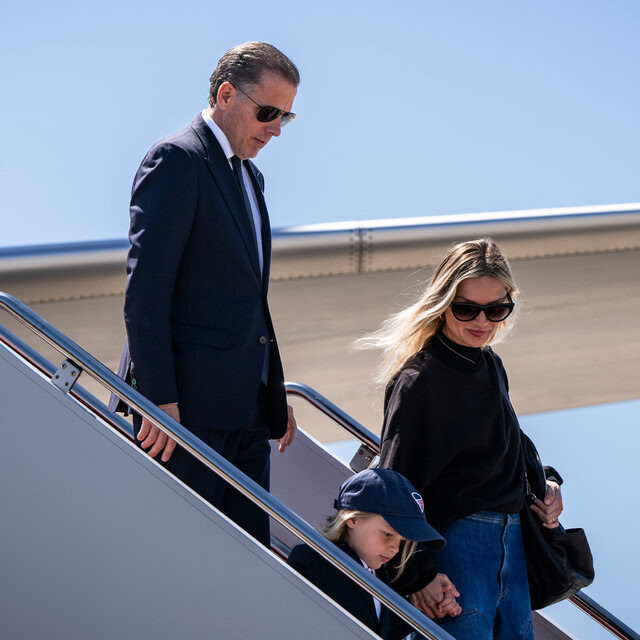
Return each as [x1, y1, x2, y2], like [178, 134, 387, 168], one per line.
[361, 559, 382, 620]
[201, 110, 264, 276]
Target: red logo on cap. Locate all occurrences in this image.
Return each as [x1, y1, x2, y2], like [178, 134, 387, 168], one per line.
[411, 492, 424, 513]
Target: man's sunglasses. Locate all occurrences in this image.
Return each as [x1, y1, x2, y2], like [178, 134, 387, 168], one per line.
[234, 85, 296, 127]
[450, 295, 514, 322]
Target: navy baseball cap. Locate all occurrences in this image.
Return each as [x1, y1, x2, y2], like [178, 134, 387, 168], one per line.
[334, 468, 445, 549]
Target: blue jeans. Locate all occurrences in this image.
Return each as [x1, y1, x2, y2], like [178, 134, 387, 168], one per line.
[414, 511, 533, 640]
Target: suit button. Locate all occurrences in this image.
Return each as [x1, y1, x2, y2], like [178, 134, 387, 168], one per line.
[259, 336, 267, 345]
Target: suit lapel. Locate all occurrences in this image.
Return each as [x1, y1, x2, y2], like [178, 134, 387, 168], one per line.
[376, 565, 393, 638]
[190, 116, 262, 283]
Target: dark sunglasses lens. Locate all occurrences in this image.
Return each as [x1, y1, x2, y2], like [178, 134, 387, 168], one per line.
[280, 112, 295, 127]
[451, 303, 513, 322]
[256, 106, 296, 126]
[485, 305, 512, 322]
[256, 106, 281, 122]
[451, 304, 479, 321]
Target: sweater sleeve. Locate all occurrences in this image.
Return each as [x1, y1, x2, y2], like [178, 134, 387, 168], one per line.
[489, 350, 564, 487]
[379, 367, 457, 496]
[379, 372, 425, 485]
[488, 348, 509, 390]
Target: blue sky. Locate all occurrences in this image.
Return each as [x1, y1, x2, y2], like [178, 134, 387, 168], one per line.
[1, 1, 639, 248]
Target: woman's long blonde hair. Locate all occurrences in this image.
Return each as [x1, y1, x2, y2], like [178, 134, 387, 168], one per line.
[323, 510, 418, 580]
[358, 238, 518, 386]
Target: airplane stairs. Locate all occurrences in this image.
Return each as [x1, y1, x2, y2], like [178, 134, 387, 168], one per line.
[1, 292, 637, 640]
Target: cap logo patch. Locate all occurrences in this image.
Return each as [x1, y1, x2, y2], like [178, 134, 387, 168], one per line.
[411, 492, 424, 513]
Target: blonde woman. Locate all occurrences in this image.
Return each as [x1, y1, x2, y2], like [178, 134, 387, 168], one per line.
[366, 239, 563, 640]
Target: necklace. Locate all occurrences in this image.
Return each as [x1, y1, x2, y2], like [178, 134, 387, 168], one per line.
[436, 334, 478, 365]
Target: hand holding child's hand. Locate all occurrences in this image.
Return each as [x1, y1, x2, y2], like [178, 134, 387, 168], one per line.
[438, 584, 462, 617]
[409, 573, 461, 619]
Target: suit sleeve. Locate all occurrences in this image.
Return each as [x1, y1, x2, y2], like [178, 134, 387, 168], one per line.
[287, 544, 318, 581]
[124, 142, 197, 405]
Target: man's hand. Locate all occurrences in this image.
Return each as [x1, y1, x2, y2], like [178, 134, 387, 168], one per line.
[409, 573, 461, 619]
[531, 480, 563, 528]
[277, 404, 297, 453]
[137, 403, 180, 463]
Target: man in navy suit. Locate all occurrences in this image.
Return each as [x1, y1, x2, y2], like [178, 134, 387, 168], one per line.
[110, 42, 299, 546]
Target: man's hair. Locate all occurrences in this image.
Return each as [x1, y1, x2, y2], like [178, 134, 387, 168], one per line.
[208, 42, 300, 107]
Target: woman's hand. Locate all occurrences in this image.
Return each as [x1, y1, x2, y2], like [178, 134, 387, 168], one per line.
[409, 573, 461, 619]
[530, 480, 563, 528]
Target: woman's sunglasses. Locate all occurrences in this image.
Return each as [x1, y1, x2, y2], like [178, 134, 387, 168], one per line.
[449, 294, 514, 322]
[235, 85, 296, 127]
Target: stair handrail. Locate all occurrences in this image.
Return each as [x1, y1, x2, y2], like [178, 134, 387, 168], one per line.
[0, 291, 454, 640]
[285, 381, 640, 640]
[285, 381, 380, 452]
[0, 323, 136, 441]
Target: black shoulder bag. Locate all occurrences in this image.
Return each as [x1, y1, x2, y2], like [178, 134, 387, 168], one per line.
[519, 431, 595, 610]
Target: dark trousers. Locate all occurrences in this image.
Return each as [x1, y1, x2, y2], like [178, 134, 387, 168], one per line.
[133, 385, 271, 546]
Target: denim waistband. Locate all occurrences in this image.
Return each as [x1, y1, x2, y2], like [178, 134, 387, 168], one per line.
[464, 510, 521, 525]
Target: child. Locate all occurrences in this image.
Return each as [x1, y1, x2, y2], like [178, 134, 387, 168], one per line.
[288, 468, 459, 640]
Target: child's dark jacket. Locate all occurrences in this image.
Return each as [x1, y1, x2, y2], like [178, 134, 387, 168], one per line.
[288, 542, 435, 640]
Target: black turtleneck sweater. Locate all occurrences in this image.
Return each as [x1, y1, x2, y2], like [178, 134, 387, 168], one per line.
[379, 332, 525, 531]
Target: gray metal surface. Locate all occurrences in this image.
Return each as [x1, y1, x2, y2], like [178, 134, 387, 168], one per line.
[0, 342, 381, 640]
[270, 429, 353, 552]
[0, 296, 454, 640]
[1, 299, 634, 639]
[51, 358, 81, 392]
[272, 204, 640, 278]
[1, 207, 638, 436]
[2, 204, 639, 303]
[533, 614, 578, 639]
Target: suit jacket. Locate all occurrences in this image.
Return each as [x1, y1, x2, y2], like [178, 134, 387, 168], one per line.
[110, 114, 287, 437]
[288, 542, 431, 640]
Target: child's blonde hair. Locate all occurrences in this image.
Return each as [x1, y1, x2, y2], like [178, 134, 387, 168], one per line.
[323, 509, 418, 581]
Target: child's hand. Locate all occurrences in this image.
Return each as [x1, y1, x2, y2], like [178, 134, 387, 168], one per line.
[409, 573, 461, 619]
[438, 587, 462, 617]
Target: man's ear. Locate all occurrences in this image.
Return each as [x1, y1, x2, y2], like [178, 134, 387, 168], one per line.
[216, 81, 235, 110]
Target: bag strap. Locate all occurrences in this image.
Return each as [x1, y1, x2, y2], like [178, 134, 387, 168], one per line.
[520, 433, 536, 503]
[520, 429, 564, 503]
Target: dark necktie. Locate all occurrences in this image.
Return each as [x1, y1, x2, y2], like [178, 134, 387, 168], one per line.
[231, 155, 269, 384]
[231, 155, 260, 261]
